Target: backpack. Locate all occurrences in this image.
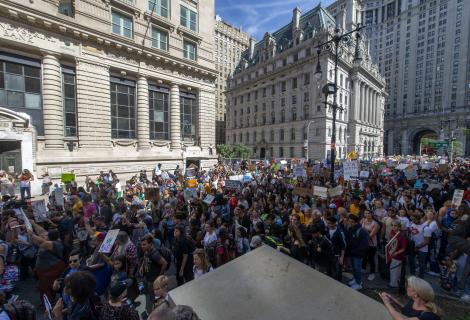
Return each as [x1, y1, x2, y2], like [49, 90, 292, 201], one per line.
[157, 245, 173, 271]
[4, 300, 36, 320]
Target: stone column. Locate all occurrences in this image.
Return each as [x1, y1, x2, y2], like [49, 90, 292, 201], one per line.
[41, 51, 63, 149]
[137, 76, 150, 150]
[364, 86, 369, 123]
[198, 89, 216, 147]
[170, 83, 181, 149]
[367, 87, 372, 123]
[359, 83, 366, 121]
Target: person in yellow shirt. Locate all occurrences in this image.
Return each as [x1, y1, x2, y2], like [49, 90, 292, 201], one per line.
[291, 203, 305, 225]
[348, 196, 360, 217]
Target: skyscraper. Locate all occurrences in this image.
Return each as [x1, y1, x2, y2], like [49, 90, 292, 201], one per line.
[329, 0, 470, 156]
[214, 17, 251, 145]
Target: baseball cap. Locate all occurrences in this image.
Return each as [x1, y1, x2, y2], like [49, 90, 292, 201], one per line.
[109, 280, 131, 298]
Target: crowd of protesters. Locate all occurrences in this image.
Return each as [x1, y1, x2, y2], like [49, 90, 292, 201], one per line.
[0, 155, 469, 320]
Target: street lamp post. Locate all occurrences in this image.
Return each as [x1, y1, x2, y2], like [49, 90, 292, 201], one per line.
[314, 24, 363, 184]
[305, 120, 315, 161]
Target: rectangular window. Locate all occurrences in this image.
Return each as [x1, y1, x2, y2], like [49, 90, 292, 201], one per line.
[292, 77, 297, 89]
[148, 0, 169, 18]
[0, 55, 43, 134]
[183, 41, 196, 60]
[180, 5, 197, 32]
[58, 0, 74, 17]
[62, 67, 77, 137]
[111, 77, 136, 139]
[152, 27, 168, 51]
[279, 147, 284, 157]
[149, 85, 169, 140]
[281, 81, 286, 92]
[180, 91, 197, 141]
[112, 10, 133, 38]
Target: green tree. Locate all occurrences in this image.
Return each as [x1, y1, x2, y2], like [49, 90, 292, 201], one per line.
[233, 144, 252, 160]
[216, 144, 236, 159]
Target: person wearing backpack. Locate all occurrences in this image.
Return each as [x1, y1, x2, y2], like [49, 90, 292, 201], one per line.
[27, 222, 67, 302]
[139, 234, 168, 313]
[346, 214, 369, 290]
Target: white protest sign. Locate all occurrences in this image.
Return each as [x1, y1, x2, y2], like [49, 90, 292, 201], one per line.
[203, 194, 215, 205]
[294, 167, 307, 178]
[54, 186, 64, 207]
[385, 232, 399, 264]
[329, 185, 343, 197]
[452, 189, 464, 207]
[343, 161, 359, 181]
[99, 229, 120, 253]
[20, 208, 32, 231]
[313, 186, 328, 199]
[184, 188, 198, 201]
[396, 163, 409, 170]
[161, 172, 170, 180]
[31, 198, 48, 222]
[359, 171, 370, 179]
[229, 175, 244, 182]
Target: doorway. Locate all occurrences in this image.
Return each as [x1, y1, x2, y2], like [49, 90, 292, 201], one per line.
[260, 148, 266, 159]
[0, 140, 22, 174]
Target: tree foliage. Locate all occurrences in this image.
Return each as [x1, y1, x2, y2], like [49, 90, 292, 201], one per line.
[216, 144, 252, 159]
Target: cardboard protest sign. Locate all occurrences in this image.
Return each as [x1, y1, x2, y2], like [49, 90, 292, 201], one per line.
[145, 187, 159, 201]
[343, 161, 358, 181]
[31, 198, 48, 222]
[313, 186, 328, 199]
[328, 185, 343, 197]
[61, 172, 75, 183]
[438, 164, 449, 174]
[183, 188, 198, 201]
[359, 171, 370, 179]
[293, 187, 313, 198]
[385, 232, 399, 264]
[224, 180, 241, 190]
[248, 164, 256, 172]
[99, 229, 120, 253]
[203, 195, 215, 205]
[452, 189, 464, 207]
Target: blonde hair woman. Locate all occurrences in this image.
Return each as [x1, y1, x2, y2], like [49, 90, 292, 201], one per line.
[193, 248, 212, 279]
[152, 275, 170, 312]
[380, 276, 442, 320]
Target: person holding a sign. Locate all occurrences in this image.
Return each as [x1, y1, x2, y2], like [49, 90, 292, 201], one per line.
[387, 221, 408, 288]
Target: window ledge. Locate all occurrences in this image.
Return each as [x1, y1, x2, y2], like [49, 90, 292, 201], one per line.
[151, 140, 170, 147]
[106, 0, 141, 17]
[111, 139, 138, 147]
[177, 26, 202, 44]
[144, 12, 175, 31]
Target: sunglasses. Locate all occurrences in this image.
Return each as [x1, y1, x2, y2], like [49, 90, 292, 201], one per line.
[69, 259, 79, 263]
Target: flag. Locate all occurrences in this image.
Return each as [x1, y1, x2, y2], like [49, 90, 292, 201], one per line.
[347, 150, 358, 160]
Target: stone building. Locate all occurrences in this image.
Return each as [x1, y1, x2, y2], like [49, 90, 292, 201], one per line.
[328, 0, 470, 156]
[225, 5, 386, 160]
[0, 0, 217, 187]
[214, 17, 251, 145]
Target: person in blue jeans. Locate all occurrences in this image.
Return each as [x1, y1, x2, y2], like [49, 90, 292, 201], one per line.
[346, 214, 369, 290]
[17, 169, 33, 200]
[409, 213, 431, 278]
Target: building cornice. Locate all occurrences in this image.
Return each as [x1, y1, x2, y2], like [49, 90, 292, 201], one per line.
[0, 0, 218, 80]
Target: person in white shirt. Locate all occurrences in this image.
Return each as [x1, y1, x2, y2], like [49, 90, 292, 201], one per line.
[409, 213, 431, 278]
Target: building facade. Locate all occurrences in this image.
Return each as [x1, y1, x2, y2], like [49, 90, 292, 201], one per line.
[226, 5, 386, 161]
[329, 0, 470, 156]
[214, 17, 251, 145]
[0, 0, 217, 187]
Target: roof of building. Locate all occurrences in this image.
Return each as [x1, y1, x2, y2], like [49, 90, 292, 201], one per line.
[236, 4, 336, 71]
[169, 245, 392, 320]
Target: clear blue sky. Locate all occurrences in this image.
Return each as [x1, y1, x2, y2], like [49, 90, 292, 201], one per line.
[215, 0, 335, 40]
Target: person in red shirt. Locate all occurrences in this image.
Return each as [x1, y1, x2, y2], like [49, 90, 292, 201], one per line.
[388, 221, 408, 288]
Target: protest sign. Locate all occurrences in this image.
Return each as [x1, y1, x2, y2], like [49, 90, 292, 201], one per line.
[145, 187, 159, 201]
[224, 180, 241, 190]
[359, 171, 370, 179]
[161, 171, 170, 180]
[293, 187, 313, 198]
[343, 161, 358, 181]
[185, 168, 196, 177]
[438, 164, 449, 174]
[203, 195, 215, 205]
[313, 164, 321, 174]
[404, 165, 418, 180]
[99, 229, 120, 253]
[421, 162, 434, 170]
[313, 186, 328, 199]
[183, 188, 198, 201]
[452, 189, 464, 207]
[396, 163, 408, 170]
[61, 172, 75, 184]
[248, 164, 256, 172]
[54, 186, 64, 207]
[243, 173, 253, 182]
[294, 167, 307, 178]
[328, 185, 343, 197]
[229, 175, 244, 181]
[31, 198, 48, 222]
[385, 232, 399, 264]
[20, 208, 32, 231]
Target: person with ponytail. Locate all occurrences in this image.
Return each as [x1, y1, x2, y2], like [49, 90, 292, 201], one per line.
[379, 276, 442, 320]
